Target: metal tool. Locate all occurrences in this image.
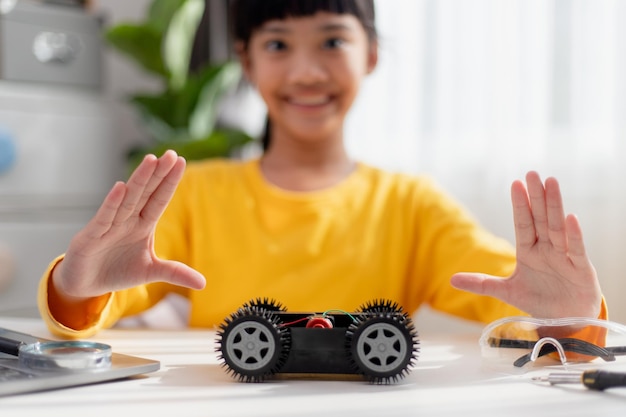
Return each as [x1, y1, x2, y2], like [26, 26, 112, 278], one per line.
[534, 370, 626, 391]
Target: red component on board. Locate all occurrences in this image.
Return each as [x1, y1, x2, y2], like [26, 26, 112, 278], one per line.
[306, 316, 333, 328]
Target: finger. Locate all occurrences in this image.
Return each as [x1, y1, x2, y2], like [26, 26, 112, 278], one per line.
[133, 150, 180, 218]
[526, 171, 549, 242]
[150, 259, 206, 290]
[85, 181, 127, 238]
[511, 179, 537, 249]
[112, 154, 159, 225]
[565, 214, 591, 269]
[544, 176, 568, 253]
[450, 272, 509, 301]
[140, 156, 186, 223]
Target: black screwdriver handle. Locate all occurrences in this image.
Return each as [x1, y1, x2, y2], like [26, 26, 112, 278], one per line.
[0, 336, 25, 357]
[583, 370, 626, 390]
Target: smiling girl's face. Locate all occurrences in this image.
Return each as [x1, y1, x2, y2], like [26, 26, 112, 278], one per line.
[238, 11, 378, 147]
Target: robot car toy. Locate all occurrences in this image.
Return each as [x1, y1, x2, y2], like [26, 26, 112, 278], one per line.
[216, 298, 419, 384]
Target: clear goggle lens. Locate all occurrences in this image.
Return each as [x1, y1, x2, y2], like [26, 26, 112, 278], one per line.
[480, 316, 626, 372]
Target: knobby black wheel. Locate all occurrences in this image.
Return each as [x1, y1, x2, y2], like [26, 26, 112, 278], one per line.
[216, 307, 290, 382]
[358, 299, 404, 314]
[241, 297, 287, 312]
[346, 312, 419, 384]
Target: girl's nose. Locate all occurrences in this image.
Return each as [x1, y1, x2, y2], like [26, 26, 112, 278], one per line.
[286, 51, 328, 85]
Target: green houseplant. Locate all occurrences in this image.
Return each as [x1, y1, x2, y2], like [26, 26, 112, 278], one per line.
[104, 0, 253, 169]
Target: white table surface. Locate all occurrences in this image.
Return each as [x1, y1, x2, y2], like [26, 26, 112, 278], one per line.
[1, 316, 625, 417]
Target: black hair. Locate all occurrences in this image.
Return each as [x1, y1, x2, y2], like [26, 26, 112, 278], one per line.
[230, 0, 377, 47]
[229, 0, 378, 151]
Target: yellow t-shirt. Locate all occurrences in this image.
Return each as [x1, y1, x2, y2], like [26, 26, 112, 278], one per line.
[39, 158, 524, 338]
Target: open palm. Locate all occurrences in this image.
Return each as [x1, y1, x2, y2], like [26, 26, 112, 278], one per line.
[51, 151, 205, 300]
[451, 171, 602, 319]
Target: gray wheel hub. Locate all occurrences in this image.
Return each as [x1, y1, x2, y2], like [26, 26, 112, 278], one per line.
[355, 322, 407, 372]
[225, 321, 276, 371]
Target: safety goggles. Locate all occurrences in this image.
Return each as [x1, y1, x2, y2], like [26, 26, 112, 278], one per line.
[480, 316, 626, 371]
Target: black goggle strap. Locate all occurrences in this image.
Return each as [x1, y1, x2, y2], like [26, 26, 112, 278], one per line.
[488, 337, 621, 367]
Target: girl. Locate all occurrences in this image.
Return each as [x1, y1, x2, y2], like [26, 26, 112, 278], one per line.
[39, 0, 604, 338]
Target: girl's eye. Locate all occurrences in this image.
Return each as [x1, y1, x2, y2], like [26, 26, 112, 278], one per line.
[323, 38, 345, 49]
[265, 40, 287, 51]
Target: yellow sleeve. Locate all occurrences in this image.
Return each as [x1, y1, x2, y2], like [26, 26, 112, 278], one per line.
[37, 255, 112, 339]
[564, 297, 609, 361]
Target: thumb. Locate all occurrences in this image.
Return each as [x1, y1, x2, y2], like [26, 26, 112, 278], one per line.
[152, 260, 206, 290]
[450, 272, 509, 300]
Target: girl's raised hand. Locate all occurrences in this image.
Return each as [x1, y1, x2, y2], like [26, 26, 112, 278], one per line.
[450, 171, 602, 319]
[51, 150, 206, 302]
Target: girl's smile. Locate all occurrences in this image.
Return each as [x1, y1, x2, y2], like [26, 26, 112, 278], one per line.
[287, 94, 332, 107]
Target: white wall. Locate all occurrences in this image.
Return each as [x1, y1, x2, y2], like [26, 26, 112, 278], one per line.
[90, 0, 158, 155]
